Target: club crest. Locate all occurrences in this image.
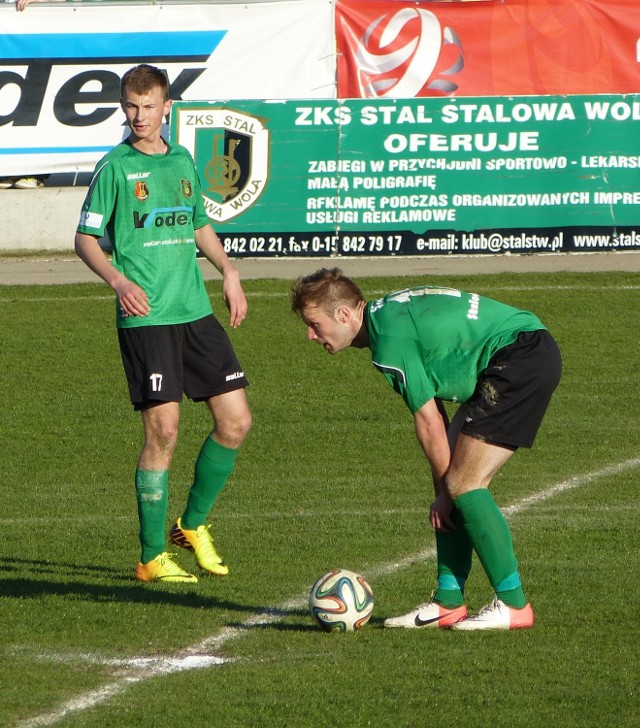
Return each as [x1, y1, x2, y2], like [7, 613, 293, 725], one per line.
[181, 179, 193, 198]
[175, 107, 270, 223]
[135, 181, 149, 201]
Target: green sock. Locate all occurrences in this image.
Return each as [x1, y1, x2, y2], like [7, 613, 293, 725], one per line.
[454, 489, 527, 609]
[181, 436, 237, 530]
[135, 469, 169, 564]
[434, 507, 472, 608]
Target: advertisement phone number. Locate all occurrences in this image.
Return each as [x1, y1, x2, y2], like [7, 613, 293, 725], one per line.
[222, 235, 404, 255]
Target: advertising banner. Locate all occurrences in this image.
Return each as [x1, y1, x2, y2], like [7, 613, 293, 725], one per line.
[171, 95, 640, 257]
[336, 0, 640, 98]
[0, 0, 335, 176]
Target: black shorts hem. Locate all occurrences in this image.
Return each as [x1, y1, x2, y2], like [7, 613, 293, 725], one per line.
[134, 397, 182, 412]
[191, 378, 250, 403]
[460, 428, 524, 450]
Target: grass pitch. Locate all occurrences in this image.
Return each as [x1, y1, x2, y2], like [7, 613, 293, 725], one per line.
[1, 270, 639, 727]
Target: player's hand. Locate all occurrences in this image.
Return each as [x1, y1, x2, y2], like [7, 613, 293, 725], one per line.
[429, 491, 456, 532]
[114, 278, 150, 318]
[222, 269, 248, 328]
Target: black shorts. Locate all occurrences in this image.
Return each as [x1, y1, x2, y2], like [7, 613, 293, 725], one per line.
[461, 329, 562, 449]
[117, 315, 248, 411]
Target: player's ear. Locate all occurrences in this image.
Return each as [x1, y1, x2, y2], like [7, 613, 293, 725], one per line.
[335, 305, 352, 324]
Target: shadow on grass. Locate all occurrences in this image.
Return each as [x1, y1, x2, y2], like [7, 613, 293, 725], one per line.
[1, 558, 387, 629]
[223, 606, 318, 633]
[239, 621, 318, 633]
[1, 555, 122, 578]
[0, 556, 263, 611]
[235, 608, 388, 633]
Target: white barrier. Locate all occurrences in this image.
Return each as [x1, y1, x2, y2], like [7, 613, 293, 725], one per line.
[0, 186, 86, 251]
[0, 0, 336, 177]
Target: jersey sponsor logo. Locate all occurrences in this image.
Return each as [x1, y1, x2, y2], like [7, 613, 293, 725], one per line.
[133, 207, 191, 229]
[135, 181, 149, 201]
[466, 293, 480, 320]
[79, 210, 104, 229]
[174, 106, 270, 223]
[181, 179, 194, 199]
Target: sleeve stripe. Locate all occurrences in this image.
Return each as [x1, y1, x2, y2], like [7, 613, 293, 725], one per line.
[372, 360, 406, 386]
[85, 159, 110, 200]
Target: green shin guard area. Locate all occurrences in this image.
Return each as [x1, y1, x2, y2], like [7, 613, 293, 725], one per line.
[182, 436, 238, 531]
[454, 489, 527, 609]
[135, 468, 169, 564]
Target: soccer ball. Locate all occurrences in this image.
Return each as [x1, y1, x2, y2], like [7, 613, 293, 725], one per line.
[309, 568, 374, 632]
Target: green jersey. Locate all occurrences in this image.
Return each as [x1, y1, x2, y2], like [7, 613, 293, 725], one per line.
[365, 285, 545, 413]
[77, 140, 212, 328]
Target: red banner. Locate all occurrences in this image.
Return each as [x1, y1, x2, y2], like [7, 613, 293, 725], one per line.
[336, 0, 640, 98]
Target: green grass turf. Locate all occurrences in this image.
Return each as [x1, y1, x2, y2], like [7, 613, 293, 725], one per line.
[1, 271, 639, 727]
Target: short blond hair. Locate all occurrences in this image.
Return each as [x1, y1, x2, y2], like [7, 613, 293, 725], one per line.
[120, 64, 169, 102]
[290, 268, 364, 317]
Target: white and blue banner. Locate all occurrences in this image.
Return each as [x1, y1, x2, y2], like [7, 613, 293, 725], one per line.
[0, 0, 335, 176]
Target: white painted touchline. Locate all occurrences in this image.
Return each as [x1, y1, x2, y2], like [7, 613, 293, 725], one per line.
[2, 282, 639, 305]
[500, 456, 640, 517]
[16, 456, 640, 728]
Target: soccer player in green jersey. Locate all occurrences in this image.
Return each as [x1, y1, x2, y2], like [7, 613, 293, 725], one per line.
[75, 64, 252, 583]
[291, 268, 562, 630]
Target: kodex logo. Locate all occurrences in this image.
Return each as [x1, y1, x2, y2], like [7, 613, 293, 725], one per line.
[0, 30, 226, 127]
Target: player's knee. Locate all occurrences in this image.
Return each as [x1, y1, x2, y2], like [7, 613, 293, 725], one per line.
[216, 410, 252, 449]
[151, 422, 179, 453]
[233, 408, 253, 445]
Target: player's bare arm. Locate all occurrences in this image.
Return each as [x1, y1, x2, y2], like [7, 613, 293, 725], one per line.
[413, 398, 456, 533]
[74, 232, 150, 317]
[194, 224, 247, 328]
[15, 0, 65, 11]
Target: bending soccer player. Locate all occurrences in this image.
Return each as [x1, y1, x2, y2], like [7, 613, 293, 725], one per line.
[291, 268, 561, 630]
[75, 64, 251, 583]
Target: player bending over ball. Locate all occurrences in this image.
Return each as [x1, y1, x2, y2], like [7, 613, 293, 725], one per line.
[75, 64, 251, 583]
[291, 269, 561, 630]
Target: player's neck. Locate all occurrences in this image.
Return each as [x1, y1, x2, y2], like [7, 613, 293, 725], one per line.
[130, 134, 167, 156]
[351, 301, 370, 349]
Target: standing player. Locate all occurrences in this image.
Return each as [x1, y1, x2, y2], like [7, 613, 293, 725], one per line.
[75, 64, 251, 583]
[291, 269, 561, 630]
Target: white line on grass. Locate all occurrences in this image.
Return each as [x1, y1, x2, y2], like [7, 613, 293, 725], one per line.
[2, 284, 640, 305]
[16, 456, 640, 728]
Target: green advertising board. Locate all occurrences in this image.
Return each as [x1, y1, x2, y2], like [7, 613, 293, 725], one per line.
[171, 95, 640, 257]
